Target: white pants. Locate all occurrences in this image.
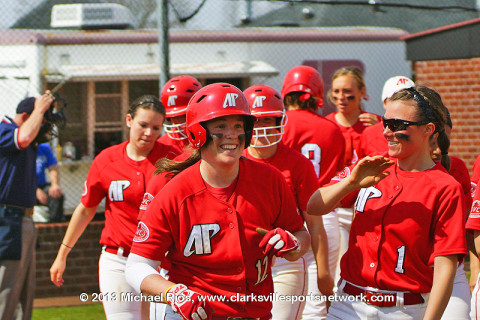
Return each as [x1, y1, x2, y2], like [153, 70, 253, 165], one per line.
[271, 256, 307, 320]
[470, 267, 480, 320]
[99, 249, 141, 320]
[302, 211, 340, 320]
[327, 281, 429, 320]
[334, 208, 353, 285]
[441, 262, 470, 319]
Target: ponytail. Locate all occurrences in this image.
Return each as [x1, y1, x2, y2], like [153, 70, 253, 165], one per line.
[436, 130, 451, 172]
[154, 149, 201, 178]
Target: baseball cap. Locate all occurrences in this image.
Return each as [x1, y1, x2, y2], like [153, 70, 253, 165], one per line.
[16, 97, 36, 114]
[381, 76, 415, 102]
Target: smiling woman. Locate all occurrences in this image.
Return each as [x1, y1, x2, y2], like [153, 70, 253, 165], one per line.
[307, 85, 467, 320]
[125, 83, 311, 320]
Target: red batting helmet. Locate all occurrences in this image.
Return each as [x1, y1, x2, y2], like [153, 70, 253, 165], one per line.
[281, 65, 324, 109]
[161, 75, 201, 140]
[186, 83, 255, 149]
[243, 85, 287, 148]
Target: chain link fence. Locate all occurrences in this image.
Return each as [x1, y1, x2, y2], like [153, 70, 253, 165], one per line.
[0, 0, 478, 217]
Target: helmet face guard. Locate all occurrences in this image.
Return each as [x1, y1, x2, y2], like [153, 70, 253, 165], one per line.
[186, 83, 255, 150]
[250, 113, 287, 148]
[243, 84, 286, 148]
[163, 120, 188, 140]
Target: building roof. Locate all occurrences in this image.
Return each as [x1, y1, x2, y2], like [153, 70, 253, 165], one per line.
[245, 0, 479, 34]
[402, 17, 480, 60]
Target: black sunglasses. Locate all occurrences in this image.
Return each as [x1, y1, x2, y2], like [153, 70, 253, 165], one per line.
[382, 116, 430, 132]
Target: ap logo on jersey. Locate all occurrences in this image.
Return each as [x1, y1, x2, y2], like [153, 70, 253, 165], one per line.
[223, 93, 239, 108]
[168, 95, 177, 106]
[108, 180, 130, 201]
[183, 223, 220, 257]
[252, 96, 267, 109]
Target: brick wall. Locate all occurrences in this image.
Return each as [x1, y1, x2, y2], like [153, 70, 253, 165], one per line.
[413, 57, 480, 173]
[35, 221, 104, 298]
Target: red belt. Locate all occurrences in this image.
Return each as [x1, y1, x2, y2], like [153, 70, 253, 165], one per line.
[211, 317, 261, 320]
[343, 282, 424, 307]
[104, 246, 130, 258]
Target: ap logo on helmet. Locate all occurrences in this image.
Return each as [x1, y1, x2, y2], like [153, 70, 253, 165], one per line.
[252, 96, 267, 109]
[223, 93, 238, 108]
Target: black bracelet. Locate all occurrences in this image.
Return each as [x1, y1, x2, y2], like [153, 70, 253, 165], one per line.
[61, 243, 73, 249]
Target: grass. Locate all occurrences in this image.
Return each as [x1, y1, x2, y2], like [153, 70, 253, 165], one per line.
[33, 304, 105, 320]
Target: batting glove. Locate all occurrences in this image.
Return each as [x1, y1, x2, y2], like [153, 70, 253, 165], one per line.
[259, 228, 300, 257]
[164, 284, 211, 320]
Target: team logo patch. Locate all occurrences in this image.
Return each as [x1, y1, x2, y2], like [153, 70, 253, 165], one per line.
[471, 182, 477, 198]
[139, 193, 154, 211]
[333, 167, 351, 181]
[133, 222, 150, 242]
[469, 200, 480, 218]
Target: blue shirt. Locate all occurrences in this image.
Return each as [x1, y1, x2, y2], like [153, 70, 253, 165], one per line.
[0, 116, 37, 207]
[36, 143, 58, 187]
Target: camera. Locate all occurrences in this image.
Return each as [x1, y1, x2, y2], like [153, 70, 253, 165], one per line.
[34, 93, 67, 143]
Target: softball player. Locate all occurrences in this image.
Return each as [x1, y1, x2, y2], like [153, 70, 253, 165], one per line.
[50, 96, 179, 319]
[158, 75, 202, 153]
[281, 65, 345, 319]
[242, 84, 333, 320]
[308, 85, 467, 320]
[125, 83, 310, 320]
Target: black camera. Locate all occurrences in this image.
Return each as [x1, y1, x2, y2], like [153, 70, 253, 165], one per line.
[34, 93, 67, 144]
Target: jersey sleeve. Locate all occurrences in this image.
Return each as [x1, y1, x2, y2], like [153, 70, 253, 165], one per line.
[318, 126, 346, 187]
[131, 193, 174, 261]
[466, 186, 480, 232]
[0, 122, 18, 152]
[81, 159, 107, 207]
[429, 183, 467, 263]
[137, 172, 172, 221]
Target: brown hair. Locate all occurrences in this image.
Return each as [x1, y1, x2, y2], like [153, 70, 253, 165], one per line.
[390, 85, 450, 171]
[128, 95, 165, 118]
[284, 92, 317, 111]
[154, 149, 201, 177]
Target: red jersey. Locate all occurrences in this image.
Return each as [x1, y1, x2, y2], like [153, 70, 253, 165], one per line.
[131, 158, 304, 318]
[81, 140, 178, 251]
[138, 150, 193, 221]
[282, 109, 345, 186]
[449, 156, 472, 212]
[358, 121, 387, 159]
[243, 143, 319, 212]
[466, 180, 480, 232]
[338, 162, 467, 293]
[325, 111, 382, 166]
[472, 155, 480, 198]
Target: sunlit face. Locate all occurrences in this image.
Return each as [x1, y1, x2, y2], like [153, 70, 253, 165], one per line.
[383, 100, 431, 159]
[202, 115, 245, 167]
[250, 117, 281, 148]
[126, 108, 164, 152]
[331, 75, 365, 115]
